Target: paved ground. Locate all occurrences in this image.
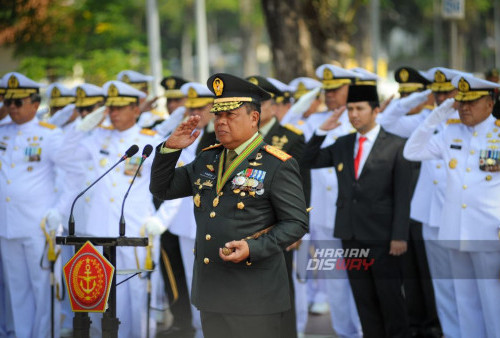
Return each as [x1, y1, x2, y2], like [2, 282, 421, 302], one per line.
[304, 311, 337, 338]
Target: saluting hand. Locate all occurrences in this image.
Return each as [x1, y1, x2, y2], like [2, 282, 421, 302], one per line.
[319, 105, 345, 131]
[164, 115, 201, 149]
[389, 240, 407, 256]
[219, 240, 250, 263]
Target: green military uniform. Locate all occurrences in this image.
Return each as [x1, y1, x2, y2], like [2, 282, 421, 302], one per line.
[150, 73, 308, 337]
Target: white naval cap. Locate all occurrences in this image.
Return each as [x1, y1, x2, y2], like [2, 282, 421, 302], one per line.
[350, 67, 380, 85]
[180, 82, 214, 109]
[117, 70, 153, 92]
[452, 73, 500, 102]
[103, 80, 146, 107]
[267, 77, 293, 103]
[74, 83, 105, 107]
[315, 64, 357, 90]
[289, 77, 322, 100]
[46, 83, 75, 108]
[424, 67, 470, 92]
[1, 72, 44, 99]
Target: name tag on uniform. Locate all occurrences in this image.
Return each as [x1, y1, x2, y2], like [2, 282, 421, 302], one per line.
[450, 144, 462, 150]
[99, 149, 110, 155]
[0, 142, 7, 151]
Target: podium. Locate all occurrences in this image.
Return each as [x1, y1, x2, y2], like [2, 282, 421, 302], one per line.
[56, 235, 148, 338]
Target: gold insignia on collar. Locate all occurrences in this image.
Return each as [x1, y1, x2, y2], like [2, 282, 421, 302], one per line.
[213, 78, 224, 96]
[272, 135, 288, 150]
[399, 69, 409, 82]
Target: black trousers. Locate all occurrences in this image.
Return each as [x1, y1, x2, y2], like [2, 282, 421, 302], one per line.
[342, 239, 409, 338]
[281, 249, 297, 338]
[160, 230, 193, 331]
[201, 311, 282, 338]
[403, 220, 441, 335]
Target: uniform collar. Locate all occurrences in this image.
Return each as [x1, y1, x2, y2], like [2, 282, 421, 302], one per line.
[471, 114, 496, 135]
[114, 123, 141, 136]
[356, 123, 380, 142]
[232, 132, 260, 155]
[16, 116, 39, 131]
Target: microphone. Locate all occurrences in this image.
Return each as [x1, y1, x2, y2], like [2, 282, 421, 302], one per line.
[119, 144, 153, 236]
[67, 144, 139, 236]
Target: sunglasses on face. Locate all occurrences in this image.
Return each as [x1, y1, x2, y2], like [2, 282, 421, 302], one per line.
[4, 99, 24, 108]
[76, 105, 96, 114]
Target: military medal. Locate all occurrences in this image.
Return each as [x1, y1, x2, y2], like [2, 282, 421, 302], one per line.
[449, 158, 457, 169]
[194, 193, 201, 207]
[249, 191, 255, 197]
[256, 189, 264, 195]
[235, 176, 246, 186]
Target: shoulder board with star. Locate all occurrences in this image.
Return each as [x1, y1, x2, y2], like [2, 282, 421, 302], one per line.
[446, 118, 461, 125]
[202, 143, 223, 151]
[38, 121, 56, 130]
[99, 125, 115, 130]
[140, 128, 157, 136]
[283, 123, 303, 135]
[264, 145, 292, 161]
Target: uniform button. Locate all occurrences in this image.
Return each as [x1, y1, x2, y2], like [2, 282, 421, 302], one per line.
[13, 146, 18, 151]
[110, 198, 114, 202]
[473, 131, 478, 137]
[462, 185, 467, 190]
[205, 234, 211, 240]
[17, 131, 22, 135]
[192, 248, 195, 253]
[112, 182, 117, 187]
[466, 168, 471, 172]
[210, 211, 216, 218]
[470, 150, 475, 155]
[328, 169, 333, 174]
[436, 164, 441, 169]
[88, 166, 93, 171]
[115, 167, 120, 172]
[85, 197, 90, 202]
[204, 258, 210, 264]
[10, 163, 15, 168]
[120, 139, 124, 143]
[86, 181, 91, 186]
[54, 188, 58, 193]
[326, 186, 332, 191]
[246, 261, 252, 266]
[462, 204, 467, 209]
[240, 192, 246, 197]
[6, 197, 10, 202]
[433, 180, 438, 185]
[7, 180, 11, 184]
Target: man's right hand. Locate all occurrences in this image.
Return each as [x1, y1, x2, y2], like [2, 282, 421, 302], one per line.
[164, 115, 201, 149]
[319, 105, 345, 131]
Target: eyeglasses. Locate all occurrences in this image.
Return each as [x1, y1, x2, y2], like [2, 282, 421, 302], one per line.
[4, 99, 24, 108]
[76, 105, 96, 114]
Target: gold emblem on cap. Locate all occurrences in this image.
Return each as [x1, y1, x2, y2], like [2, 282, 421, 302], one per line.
[248, 77, 258, 85]
[323, 68, 334, 80]
[7, 75, 19, 89]
[51, 87, 61, 98]
[399, 69, 409, 82]
[108, 84, 119, 97]
[166, 78, 176, 89]
[449, 158, 457, 169]
[122, 74, 130, 83]
[187, 87, 198, 98]
[213, 78, 224, 96]
[434, 70, 446, 83]
[458, 78, 470, 92]
[76, 87, 86, 98]
[194, 193, 201, 207]
[297, 82, 306, 92]
[337, 163, 344, 172]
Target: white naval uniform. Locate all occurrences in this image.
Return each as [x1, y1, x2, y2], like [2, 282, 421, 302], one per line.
[300, 111, 362, 338]
[0, 117, 78, 338]
[404, 114, 500, 338]
[383, 104, 461, 337]
[65, 124, 162, 338]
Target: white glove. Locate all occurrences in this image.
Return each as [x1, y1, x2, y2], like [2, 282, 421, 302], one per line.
[398, 89, 432, 111]
[143, 216, 166, 236]
[48, 104, 75, 127]
[44, 208, 62, 232]
[76, 106, 106, 132]
[154, 106, 186, 137]
[424, 98, 455, 128]
[281, 87, 321, 125]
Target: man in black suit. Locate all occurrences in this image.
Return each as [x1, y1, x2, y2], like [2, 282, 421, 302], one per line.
[150, 73, 308, 338]
[301, 84, 411, 338]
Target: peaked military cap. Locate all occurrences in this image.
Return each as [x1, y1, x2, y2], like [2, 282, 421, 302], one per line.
[452, 74, 500, 102]
[207, 73, 271, 113]
[267, 77, 293, 104]
[315, 64, 357, 90]
[351, 67, 379, 85]
[394, 67, 431, 94]
[117, 70, 153, 91]
[161, 76, 189, 99]
[425, 67, 467, 93]
[347, 84, 379, 104]
[181, 82, 214, 109]
[46, 83, 75, 108]
[1, 72, 43, 99]
[103, 80, 146, 107]
[74, 83, 105, 107]
[246, 75, 284, 100]
[289, 77, 322, 100]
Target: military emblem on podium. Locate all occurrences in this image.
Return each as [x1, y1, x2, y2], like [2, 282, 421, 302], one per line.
[63, 241, 114, 312]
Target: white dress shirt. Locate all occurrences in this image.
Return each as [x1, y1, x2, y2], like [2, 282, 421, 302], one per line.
[354, 124, 381, 177]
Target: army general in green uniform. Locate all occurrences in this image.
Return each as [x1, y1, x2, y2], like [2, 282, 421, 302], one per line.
[150, 73, 309, 338]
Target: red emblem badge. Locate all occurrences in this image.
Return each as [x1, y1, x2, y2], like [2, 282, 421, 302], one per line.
[63, 241, 114, 312]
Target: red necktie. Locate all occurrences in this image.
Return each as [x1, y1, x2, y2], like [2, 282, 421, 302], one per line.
[354, 136, 367, 179]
